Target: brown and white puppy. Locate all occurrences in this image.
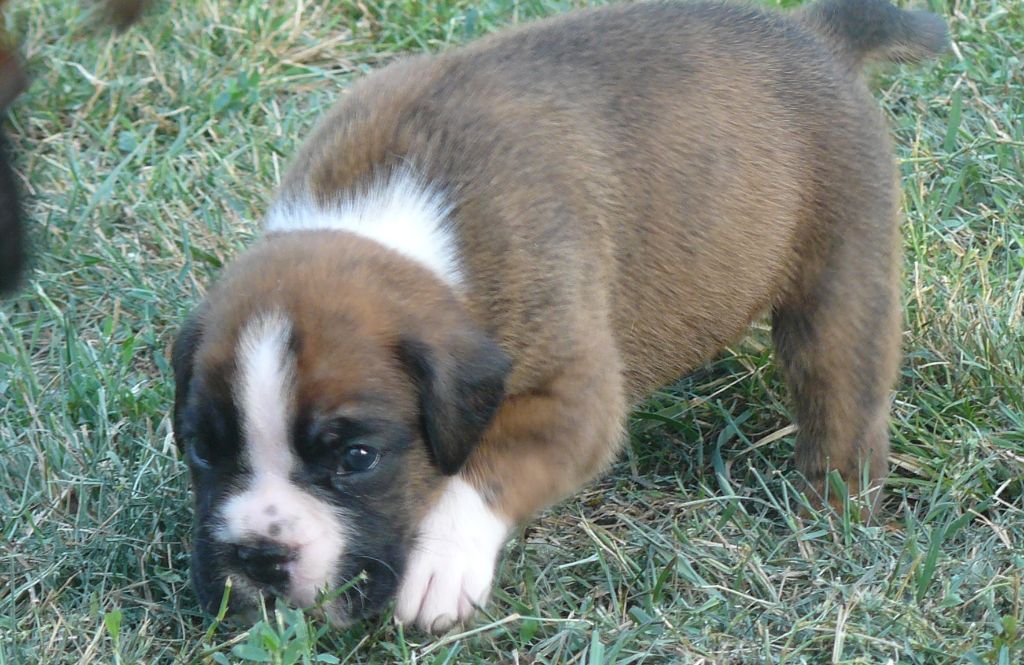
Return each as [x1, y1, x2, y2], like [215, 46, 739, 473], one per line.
[172, 0, 947, 633]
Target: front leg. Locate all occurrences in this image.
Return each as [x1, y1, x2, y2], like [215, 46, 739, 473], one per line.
[395, 352, 628, 632]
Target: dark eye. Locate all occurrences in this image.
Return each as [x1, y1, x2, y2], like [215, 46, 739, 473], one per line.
[186, 438, 212, 470]
[340, 444, 380, 474]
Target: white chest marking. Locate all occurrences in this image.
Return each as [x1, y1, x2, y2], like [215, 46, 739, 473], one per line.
[266, 171, 462, 287]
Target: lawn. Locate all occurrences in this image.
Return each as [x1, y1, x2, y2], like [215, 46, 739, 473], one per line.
[0, 0, 1021, 663]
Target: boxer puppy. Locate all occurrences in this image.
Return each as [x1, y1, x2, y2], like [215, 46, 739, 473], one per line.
[172, 0, 947, 633]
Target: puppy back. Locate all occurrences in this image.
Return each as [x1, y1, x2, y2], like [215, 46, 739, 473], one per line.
[798, 0, 949, 66]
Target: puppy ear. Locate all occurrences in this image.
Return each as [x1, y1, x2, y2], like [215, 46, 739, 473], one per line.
[398, 329, 510, 475]
[171, 308, 205, 449]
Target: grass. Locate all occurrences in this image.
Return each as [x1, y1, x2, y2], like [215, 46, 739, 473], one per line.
[0, 0, 1020, 662]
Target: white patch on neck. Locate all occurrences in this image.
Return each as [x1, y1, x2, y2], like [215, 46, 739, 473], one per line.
[216, 312, 346, 608]
[266, 171, 462, 286]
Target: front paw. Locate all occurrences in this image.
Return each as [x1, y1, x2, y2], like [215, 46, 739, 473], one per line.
[395, 477, 509, 633]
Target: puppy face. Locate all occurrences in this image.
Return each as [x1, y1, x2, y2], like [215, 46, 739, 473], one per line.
[172, 233, 508, 623]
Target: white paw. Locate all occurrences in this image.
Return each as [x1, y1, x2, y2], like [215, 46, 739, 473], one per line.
[395, 477, 509, 633]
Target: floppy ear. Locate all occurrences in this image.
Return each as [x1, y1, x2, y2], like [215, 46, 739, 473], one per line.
[398, 329, 510, 475]
[171, 308, 205, 450]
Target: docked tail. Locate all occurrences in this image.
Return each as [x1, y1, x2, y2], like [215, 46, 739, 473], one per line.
[798, 0, 949, 67]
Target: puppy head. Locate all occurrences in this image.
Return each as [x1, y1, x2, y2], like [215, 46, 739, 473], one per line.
[172, 232, 508, 623]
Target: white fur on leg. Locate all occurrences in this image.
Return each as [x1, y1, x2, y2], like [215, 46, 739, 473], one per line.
[395, 476, 509, 633]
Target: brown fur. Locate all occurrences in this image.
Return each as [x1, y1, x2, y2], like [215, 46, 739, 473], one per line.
[268, 0, 944, 517]
[175, 0, 947, 625]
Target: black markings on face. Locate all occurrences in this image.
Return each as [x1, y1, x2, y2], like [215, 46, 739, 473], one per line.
[276, 406, 424, 619]
[189, 386, 429, 621]
[182, 392, 244, 470]
[182, 397, 251, 616]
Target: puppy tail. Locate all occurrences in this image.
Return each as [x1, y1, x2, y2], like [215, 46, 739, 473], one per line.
[799, 0, 949, 67]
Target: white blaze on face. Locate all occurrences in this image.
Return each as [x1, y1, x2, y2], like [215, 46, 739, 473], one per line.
[216, 312, 345, 607]
[265, 170, 462, 288]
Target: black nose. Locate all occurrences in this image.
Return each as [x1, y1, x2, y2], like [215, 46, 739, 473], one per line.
[232, 540, 295, 591]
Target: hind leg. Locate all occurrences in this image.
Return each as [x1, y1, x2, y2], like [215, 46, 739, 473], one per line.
[771, 216, 902, 516]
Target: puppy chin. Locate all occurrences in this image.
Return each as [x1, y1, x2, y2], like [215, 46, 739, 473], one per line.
[190, 551, 261, 624]
[191, 545, 405, 628]
[323, 553, 407, 625]
[189, 528, 284, 623]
